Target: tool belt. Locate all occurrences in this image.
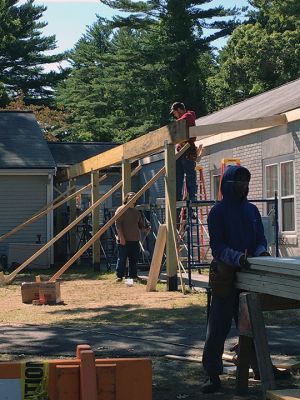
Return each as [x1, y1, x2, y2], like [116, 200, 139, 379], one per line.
[209, 259, 236, 297]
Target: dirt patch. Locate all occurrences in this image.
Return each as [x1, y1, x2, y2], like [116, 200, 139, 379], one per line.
[0, 271, 207, 326]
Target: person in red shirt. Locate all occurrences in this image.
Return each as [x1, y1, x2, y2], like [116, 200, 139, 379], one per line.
[170, 102, 197, 202]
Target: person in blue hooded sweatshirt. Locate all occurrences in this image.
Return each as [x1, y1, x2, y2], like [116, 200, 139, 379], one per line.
[202, 165, 280, 393]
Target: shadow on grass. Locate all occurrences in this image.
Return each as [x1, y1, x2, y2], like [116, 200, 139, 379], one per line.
[47, 302, 207, 327]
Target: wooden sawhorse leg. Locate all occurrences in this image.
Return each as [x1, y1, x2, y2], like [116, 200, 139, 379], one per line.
[236, 292, 276, 398]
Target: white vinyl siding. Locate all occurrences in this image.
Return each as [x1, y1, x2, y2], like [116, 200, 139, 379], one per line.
[0, 175, 48, 256]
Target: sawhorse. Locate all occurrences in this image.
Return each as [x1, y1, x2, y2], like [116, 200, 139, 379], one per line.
[236, 292, 300, 398]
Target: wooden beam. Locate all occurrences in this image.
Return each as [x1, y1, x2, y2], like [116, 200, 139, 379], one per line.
[164, 141, 178, 291]
[69, 179, 78, 256]
[122, 158, 131, 201]
[1, 166, 141, 284]
[56, 120, 187, 182]
[56, 145, 124, 182]
[284, 107, 300, 123]
[146, 224, 167, 292]
[189, 114, 287, 138]
[123, 120, 187, 160]
[47, 144, 189, 283]
[92, 171, 101, 272]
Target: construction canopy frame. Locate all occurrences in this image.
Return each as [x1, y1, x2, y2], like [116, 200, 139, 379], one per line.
[3, 109, 299, 287]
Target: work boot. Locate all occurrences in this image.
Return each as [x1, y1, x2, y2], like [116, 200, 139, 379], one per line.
[115, 277, 123, 282]
[202, 376, 221, 394]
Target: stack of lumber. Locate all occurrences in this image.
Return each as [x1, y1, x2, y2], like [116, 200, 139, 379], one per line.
[235, 257, 300, 301]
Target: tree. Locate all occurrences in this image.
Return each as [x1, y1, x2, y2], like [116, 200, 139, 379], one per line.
[0, 0, 67, 105]
[102, 0, 241, 117]
[3, 93, 70, 141]
[207, 0, 300, 111]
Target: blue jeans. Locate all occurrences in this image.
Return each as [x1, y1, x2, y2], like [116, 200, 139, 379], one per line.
[176, 156, 197, 201]
[202, 292, 239, 377]
[116, 241, 140, 279]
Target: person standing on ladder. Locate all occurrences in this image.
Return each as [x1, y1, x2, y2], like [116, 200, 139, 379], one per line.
[170, 102, 197, 202]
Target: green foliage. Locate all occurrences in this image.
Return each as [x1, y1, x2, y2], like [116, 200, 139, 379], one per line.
[0, 0, 66, 105]
[56, 1, 239, 142]
[207, 0, 300, 111]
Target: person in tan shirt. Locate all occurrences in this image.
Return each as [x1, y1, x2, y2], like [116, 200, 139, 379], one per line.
[115, 192, 150, 281]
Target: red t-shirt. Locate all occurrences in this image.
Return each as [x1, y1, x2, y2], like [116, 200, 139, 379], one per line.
[176, 110, 196, 127]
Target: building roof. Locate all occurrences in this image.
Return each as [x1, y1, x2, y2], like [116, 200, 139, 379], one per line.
[196, 78, 300, 125]
[48, 142, 118, 167]
[0, 111, 56, 169]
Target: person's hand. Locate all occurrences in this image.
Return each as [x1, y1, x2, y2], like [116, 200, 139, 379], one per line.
[176, 144, 182, 151]
[119, 237, 126, 246]
[259, 251, 271, 257]
[239, 255, 251, 269]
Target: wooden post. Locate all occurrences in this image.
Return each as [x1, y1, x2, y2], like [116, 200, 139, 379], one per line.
[68, 179, 77, 257]
[122, 158, 131, 201]
[164, 141, 177, 291]
[92, 171, 101, 272]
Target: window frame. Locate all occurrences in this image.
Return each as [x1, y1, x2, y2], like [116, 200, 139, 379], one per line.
[265, 159, 296, 234]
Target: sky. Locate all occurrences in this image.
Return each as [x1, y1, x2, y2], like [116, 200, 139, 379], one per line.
[20, 0, 251, 70]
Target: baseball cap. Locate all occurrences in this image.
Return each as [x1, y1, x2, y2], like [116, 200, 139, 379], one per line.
[170, 102, 185, 114]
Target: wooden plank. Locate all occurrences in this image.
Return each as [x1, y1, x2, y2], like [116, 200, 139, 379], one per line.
[196, 123, 287, 148]
[259, 294, 300, 311]
[123, 120, 187, 160]
[96, 364, 116, 400]
[146, 224, 166, 292]
[190, 114, 287, 138]
[237, 272, 300, 290]
[236, 281, 300, 301]
[57, 145, 124, 182]
[1, 166, 141, 284]
[266, 389, 300, 400]
[48, 144, 190, 283]
[236, 273, 300, 300]
[249, 256, 300, 270]
[285, 107, 300, 123]
[122, 158, 131, 201]
[247, 293, 276, 396]
[69, 179, 77, 256]
[165, 141, 177, 291]
[56, 365, 80, 400]
[57, 120, 187, 182]
[92, 171, 101, 271]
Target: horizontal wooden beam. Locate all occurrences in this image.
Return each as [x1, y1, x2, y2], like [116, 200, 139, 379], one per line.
[56, 145, 124, 182]
[56, 120, 187, 182]
[285, 107, 300, 123]
[123, 120, 187, 160]
[190, 114, 287, 139]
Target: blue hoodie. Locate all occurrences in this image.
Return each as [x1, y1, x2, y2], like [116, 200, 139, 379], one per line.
[208, 165, 267, 267]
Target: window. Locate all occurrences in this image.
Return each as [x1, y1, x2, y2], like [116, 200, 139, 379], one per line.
[265, 161, 295, 232]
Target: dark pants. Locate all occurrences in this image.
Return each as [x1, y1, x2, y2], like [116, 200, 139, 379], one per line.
[202, 291, 239, 377]
[176, 156, 197, 201]
[116, 241, 140, 279]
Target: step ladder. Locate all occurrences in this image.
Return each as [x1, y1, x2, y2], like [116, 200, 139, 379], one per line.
[218, 158, 241, 200]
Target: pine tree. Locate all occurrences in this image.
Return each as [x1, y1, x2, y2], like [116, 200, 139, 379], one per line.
[0, 0, 66, 105]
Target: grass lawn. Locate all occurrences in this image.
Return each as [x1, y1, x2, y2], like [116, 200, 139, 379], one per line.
[0, 266, 299, 399]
